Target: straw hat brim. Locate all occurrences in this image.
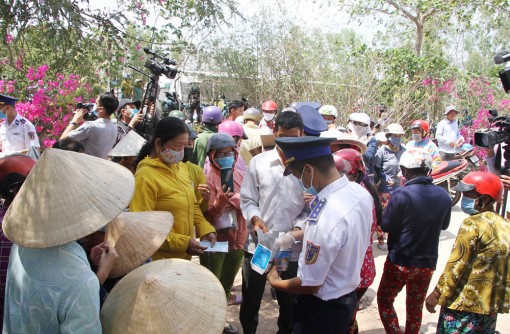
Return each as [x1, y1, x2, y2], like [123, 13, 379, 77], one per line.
[3, 149, 135, 248]
[108, 130, 147, 157]
[100, 259, 227, 334]
[321, 130, 368, 154]
[106, 211, 174, 278]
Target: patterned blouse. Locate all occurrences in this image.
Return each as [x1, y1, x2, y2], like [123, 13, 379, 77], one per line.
[436, 212, 510, 314]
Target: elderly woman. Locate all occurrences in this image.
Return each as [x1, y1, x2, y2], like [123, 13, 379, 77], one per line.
[130, 117, 216, 260]
[425, 171, 510, 333]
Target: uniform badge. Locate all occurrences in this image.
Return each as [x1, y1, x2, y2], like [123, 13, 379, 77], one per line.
[305, 241, 320, 265]
[20, 118, 26, 124]
[28, 132, 35, 140]
[308, 198, 327, 223]
[14, 120, 19, 126]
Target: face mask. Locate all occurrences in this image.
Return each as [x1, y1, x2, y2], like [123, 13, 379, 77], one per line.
[263, 112, 275, 122]
[411, 134, 422, 142]
[298, 166, 318, 196]
[130, 109, 139, 117]
[183, 147, 193, 163]
[326, 120, 334, 125]
[216, 156, 235, 169]
[461, 196, 479, 215]
[352, 124, 369, 139]
[388, 136, 402, 147]
[161, 147, 184, 164]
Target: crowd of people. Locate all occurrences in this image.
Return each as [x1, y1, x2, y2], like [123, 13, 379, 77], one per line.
[0, 91, 509, 334]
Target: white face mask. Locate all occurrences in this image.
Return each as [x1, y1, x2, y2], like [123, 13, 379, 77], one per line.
[411, 133, 422, 142]
[263, 112, 275, 122]
[351, 124, 369, 139]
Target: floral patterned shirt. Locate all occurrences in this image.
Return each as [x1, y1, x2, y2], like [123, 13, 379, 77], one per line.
[436, 212, 510, 314]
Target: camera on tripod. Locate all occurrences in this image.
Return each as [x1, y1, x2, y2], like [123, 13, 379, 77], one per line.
[75, 102, 97, 121]
[143, 48, 178, 79]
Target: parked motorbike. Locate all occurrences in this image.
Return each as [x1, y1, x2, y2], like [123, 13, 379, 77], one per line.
[431, 159, 469, 206]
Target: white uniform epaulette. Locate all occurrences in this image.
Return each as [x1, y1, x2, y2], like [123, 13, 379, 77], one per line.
[308, 197, 327, 223]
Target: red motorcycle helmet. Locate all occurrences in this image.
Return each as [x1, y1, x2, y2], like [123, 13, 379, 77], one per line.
[261, 100, 278, 111]
[333, 149, 366, 176]
[410, 120, 429, 136]
[453, 171, 503, 202]
[0, 154, 36, 198]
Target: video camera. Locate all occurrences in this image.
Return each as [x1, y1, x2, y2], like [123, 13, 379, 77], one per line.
[143, 48, 178, 79]
[474, 109, 509, 148]
[75, 102, 97, 121]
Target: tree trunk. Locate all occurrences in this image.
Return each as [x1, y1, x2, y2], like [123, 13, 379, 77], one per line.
[415, 21, 424, 56]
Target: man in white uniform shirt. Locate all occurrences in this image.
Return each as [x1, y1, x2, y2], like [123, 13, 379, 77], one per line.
[240, 111, 309, 334]
[267, 136, 373, 334]
[0, 94, 40, 156]
[435, 105, 464, 161]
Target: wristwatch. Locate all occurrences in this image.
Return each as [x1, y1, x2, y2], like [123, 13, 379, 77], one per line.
[70, 121, 78, 127]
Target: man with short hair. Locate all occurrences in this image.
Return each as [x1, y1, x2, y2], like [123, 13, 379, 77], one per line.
[115, 98, 143, 144]
[240, 108, 263, 164]
[267, 136, 373, 333]
[61, 92, 118, 159]
[436, 105, 464, 161]
[0, 94, 40, 156]
[240, 111, 308, 334]
[226, 100, 245, 122]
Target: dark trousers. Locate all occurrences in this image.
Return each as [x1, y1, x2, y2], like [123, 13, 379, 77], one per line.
[440, 151, 456, 161]
[293, 291, 358, 334]
[240, 251, 298, 334]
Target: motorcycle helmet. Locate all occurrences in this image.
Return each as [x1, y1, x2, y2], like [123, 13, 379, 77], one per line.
[169, 110, 186, 121]
[453, 171, 503, 202]
[219, 120, 247, 139]
[399, 149, 432, 170]
[186, 124, 197, 140]
[461, 143, 473, 152]
[333, 149, 366, 176]
[385, 123, 406, 136]
[207, 133, 237, 152]
[318, 105, 338, 119]
[202, 106, 223, 124]
[243, 108, 262, 122]
[349, 112, 371, 126]
[410, 120, 429, 136]
[0, 155, 37, 201]
[261, 100, 278, 111]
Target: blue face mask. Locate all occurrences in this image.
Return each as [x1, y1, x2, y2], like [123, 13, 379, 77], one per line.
[130, 109, 139, 117]
[299, 166, 318, 196]
[461, 196, 479, 215]
[216, 156, 235, 169]
[388, 136, 402, 147]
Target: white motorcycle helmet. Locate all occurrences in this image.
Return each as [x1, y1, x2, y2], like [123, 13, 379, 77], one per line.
[319, 105, 338, 119]
[399, 149, 432, 170]
[385, 123, 406, 136]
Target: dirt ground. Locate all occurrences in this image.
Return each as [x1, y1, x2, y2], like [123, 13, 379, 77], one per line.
[222, 206, 510, 334]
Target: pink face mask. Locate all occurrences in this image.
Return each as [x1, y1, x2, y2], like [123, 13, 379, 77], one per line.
[160, 146, 184, 164]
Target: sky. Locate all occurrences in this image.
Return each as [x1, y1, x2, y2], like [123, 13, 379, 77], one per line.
[86, 0, 382, 44]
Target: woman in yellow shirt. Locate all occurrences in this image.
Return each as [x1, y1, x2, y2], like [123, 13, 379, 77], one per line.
[130, 117, 216, 260]
[426, 172, 510, 333]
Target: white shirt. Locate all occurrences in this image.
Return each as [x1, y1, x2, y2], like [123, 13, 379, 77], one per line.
[259, 119, 274, 135]
[0, 113, 40, 154]
[298, 176, 373, 301]
[240, 148, 309, 260]
[436, 118, 464, 153]
[67, 118, 117, 159]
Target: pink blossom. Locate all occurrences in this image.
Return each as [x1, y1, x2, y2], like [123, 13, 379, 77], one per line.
[135, 44, 142, 52]
[6, 81, 15, 94]
[43, 138, 57, 147]
[5, 33, 13, 44]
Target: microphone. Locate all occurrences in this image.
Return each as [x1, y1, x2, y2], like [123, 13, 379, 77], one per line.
[494, 49, 510, 64]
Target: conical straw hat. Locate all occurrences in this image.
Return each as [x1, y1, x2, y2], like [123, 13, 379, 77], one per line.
[321, 129, 368, 154]
[100, 259, 227, 334]
[108, 130, 147, 157]
[106, 211, 174, 278]
[3, 148, 134, 248]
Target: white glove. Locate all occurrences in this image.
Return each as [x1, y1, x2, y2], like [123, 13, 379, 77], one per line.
[274, 233, 295, 251]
